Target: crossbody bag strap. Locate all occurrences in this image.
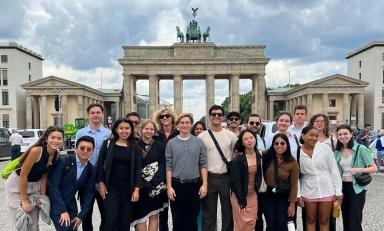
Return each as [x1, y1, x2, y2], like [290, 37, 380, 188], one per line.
[208, 129, 229, 165]
[352, 144, 360, 167]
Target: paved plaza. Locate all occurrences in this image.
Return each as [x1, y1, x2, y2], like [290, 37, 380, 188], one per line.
[1, 159, 384, 230]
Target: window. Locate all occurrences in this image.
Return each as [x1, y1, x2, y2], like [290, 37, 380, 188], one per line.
[28, 62, 31, 70]
[29, 75, 31, 82]
[359, 73, 362, 80]
[2, 70, 7, 86]
[329, 115, 337, 121]
[2, 91, 8, 105]
[359, 60, 362, 68]
[329, 99, 336, 107]
[382, 89, 384, 103]
[2, 114, 9, 128]
[0, 55, 7, 63]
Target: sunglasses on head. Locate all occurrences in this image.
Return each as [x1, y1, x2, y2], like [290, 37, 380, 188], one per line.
[159, 114, 171, 119]
[274, 141, 286, 146]
[78, 146, 93, 153]
[210, 112, 223, 117]
[229, 117, 239, 122]
[249, 121, 261, 126]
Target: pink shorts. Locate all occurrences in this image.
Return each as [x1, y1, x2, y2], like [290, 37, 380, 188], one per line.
[303, 195, 335, 202]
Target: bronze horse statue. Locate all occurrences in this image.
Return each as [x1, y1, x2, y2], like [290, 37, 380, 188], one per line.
[176, 26, 184, 43]
[203, 26, 210, 42]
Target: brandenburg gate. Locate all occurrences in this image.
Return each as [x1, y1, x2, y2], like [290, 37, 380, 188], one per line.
[118, 10, 270, 119]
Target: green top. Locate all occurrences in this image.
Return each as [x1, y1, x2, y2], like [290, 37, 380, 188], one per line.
[334, 143, 373, 194]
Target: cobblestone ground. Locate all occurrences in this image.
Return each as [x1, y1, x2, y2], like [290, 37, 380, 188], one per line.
[1, 159, 384, 230]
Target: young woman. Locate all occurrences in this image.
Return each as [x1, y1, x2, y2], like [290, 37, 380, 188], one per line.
[5, 126, 64, 231]
[297, 126, 343, 231]
[133, 120, 168, 231]
[97, 118, 143, 231]
[309, 113, 336, 149]
[334, 124, 377, 231]
[230, 129, 263, 230]
[262, 133, 299, 231]
[192, 121, 206, 137]
[265, 112, 298, 155]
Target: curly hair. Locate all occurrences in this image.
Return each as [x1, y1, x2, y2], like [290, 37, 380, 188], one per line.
[152, 107, 178, 129]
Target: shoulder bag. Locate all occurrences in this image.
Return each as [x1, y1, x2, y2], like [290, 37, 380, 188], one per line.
[353, 145, 372, 187]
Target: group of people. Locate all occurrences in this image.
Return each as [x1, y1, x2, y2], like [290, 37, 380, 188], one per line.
[4, 102, 378, 231]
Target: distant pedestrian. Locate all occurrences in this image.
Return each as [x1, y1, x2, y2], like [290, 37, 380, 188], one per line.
[5, 126, 64, 231]
[374, 129, 384, 172]
[334, 124, 377, 231]
[227, 111, 241, 137]
[192, 121, 206, 137]
[126, 111, 141, 138]
[9, 130, 23, 160]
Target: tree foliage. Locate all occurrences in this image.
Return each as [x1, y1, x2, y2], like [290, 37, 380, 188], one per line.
[221, 91, 252, 122]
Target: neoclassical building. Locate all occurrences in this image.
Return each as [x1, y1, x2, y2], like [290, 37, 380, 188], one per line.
[268, 74, 368, 127]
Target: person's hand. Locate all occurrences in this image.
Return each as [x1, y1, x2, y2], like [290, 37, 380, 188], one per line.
[199, 184, 207, 199]
[297, 197, 304, 208]
[99, 182, 108, 200]
[167, 186, 176, 201]
[335, 195, 343, 207]
[71, 217, 82, 230]
[131, 189, 139, 202]
[287, 203, 296, 217]
[59, 212, 71, 227]
[21, 200, 31, 213]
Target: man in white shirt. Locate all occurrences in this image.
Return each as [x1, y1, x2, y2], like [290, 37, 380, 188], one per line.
[198, 105, 237, 231]
[245, 114, 266, 152]
[9, 130, 23, 160]
[288, 105, 308, 144]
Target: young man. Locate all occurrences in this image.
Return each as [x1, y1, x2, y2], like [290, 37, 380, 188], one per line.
[48, 136, 96, 231]
[165, 113, 208, 231]
[288, 105, 308, 141]
[9, 130, 23, 160]
[75, 103, 111, 231]
[126, 111, 141, 138]
[226, 111, 241, 137]
[199, 105, 238, 231]
[357, 123, 371, 147]
[245, 114, 266, 151]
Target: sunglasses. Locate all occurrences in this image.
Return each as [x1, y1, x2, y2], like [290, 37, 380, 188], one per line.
[249, 121, 261, 126]
[159, 114, 171, 119]
[229, 117, 239, 122]
[78, 146, 93, 153]
[274, 142, 286, 146]
[314, 120, 325, 124]
[210, 112, 223, 117]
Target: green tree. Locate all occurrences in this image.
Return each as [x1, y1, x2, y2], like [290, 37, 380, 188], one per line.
[221, 91, 252, 122]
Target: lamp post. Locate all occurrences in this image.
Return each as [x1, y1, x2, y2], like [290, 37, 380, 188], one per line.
[54, 88, 62, 127]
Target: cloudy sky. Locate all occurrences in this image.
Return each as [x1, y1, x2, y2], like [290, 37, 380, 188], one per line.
[1, 0, 383, 120]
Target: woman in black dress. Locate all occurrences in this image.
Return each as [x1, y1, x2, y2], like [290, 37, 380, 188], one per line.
[97, 118, 142, 231]
[133, 120, 168, 231]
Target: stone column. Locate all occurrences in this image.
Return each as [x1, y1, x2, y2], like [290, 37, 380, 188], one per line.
[26, 96, 33, 129]
[206, 74, 215, 119]
[322, 93, 328, 114]
[229, 74, 240, 112]
[286, 100, 290, 112]
[123, 74, 137, 115]
[61, 95, 68, 126]
[307, 94, 313, 117]
[77, 95, 84, 118]
[302, 95, 307, 107]
[32, 96, 39, 129]
[343, 93, 351, 124]
[251, 75, 258, 113]
[298, 96, 302, 105]
[269, 100, 274, 121]
[174, 74, 183, 114]
[115, 101, 120, 119]
[257, 74, 267, 118]
[350, 94, 358, 126]
[149, 74, 159, 118]
[358, 94, 364, 128]
[290, 99, 294, 113]
[40, 95, 47, 128]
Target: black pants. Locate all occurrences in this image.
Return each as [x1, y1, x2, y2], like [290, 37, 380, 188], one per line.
[255, 192, 265, 231]
[202, 173, 233, 231]
[263, 190, 289, 231]
[341, 182, 366, 231]
[159, 207, 169, 231]
[103, 185, 133, 231]
[169, 179, 200, 231]
[301, 206, 336, 231]
[11, 145, 21, 160]
[79, 189, 104, 231]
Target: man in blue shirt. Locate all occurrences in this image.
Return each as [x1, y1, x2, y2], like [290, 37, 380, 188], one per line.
[48, 135, 96, 230]
[75, 103, 111, 231]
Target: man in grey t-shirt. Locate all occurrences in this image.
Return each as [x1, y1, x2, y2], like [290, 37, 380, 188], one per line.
[166, 113, 207, 231]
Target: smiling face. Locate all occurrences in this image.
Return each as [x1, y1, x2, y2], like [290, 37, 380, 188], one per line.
[209, 109, 224, 126]
[301, 128, 319, 147]
[177, 116, 192, 136]
[277, 115, 291, 132]
[116, 122, 131, 140]
[46, 131, 64, 151]
[141, 122, 155, 140]
[247, 116, 261, 133]
[159, 113, 172, 127]
[193, 124, 205, 136]
[87, 105, 103, 126]
[76, 141, 94, 162]
[242, 131, 256, 150]
[337, 128, 353, 146]
[313, 115, 326, 132]
[273, 137, 287, 155]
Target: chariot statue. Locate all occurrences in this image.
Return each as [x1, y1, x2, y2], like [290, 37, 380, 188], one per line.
[176, 8, 211, 43]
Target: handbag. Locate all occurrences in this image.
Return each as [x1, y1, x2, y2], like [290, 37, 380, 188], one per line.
[258, 158, 267, 193]
[273, 158, 291, 194]
[1, 156, 21, 180]
[208, 129, 231, 174]
[353, 145, 372, 187]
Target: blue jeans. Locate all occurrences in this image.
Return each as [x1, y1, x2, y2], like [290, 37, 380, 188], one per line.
[377, 150, 384, 171]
